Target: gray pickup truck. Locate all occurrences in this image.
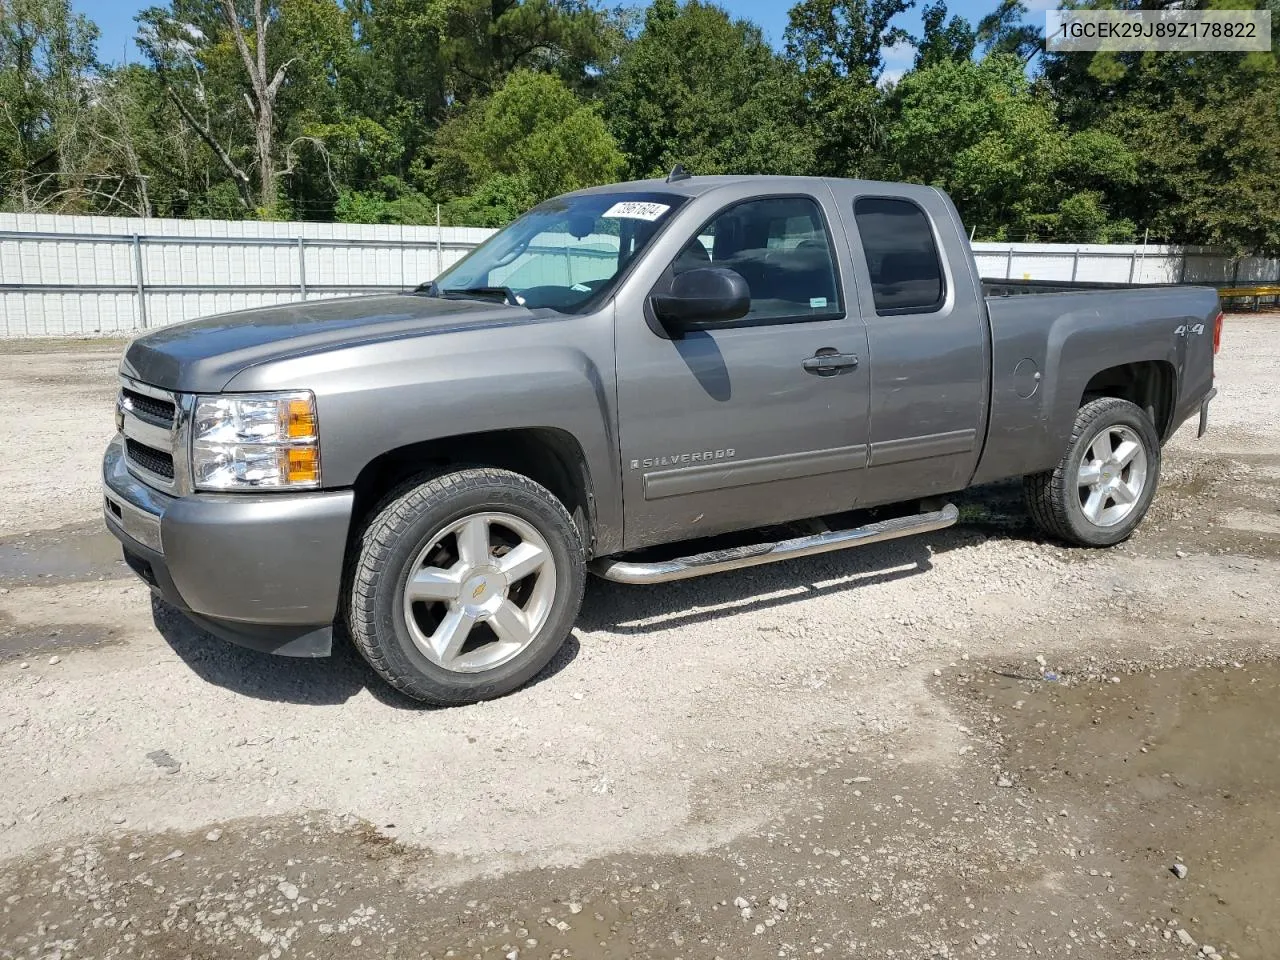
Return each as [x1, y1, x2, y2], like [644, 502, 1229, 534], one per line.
[103, 174, 1221, 705]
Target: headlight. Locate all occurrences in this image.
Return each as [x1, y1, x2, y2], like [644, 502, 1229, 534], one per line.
[191, 391, 320, 491]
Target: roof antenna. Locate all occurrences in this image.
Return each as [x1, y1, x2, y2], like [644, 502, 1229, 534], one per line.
[666, 163, 691, 183]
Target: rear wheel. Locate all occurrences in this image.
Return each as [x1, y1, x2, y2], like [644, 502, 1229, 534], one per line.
[347, 467, 585, 705]
[1025, 397, 1161, 547]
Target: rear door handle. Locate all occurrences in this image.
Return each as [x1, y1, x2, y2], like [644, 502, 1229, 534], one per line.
[802, 350, 860, 377]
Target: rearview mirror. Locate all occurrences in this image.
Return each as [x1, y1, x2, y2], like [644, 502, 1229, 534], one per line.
[651, 267, 751, 327]
[567, 214, 596, 240]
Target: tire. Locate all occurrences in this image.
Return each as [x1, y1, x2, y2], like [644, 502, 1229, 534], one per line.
[1024, 397, 1161, 547]
[347, 467, 585, 705]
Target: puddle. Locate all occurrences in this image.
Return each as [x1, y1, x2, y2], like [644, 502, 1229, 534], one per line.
[16, 653, 1278, 958]
[0, 521, 128, 587]
[952, 658, 1280, 957]
[0, 613, 118, 662]
[955, 478, 1038, 535]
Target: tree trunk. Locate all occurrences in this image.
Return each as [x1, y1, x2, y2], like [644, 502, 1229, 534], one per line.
[256, 103, 276, 212]
[219, 0, 293, 213]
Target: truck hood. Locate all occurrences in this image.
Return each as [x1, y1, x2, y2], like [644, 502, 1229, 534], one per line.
[120, 294, 532, 393]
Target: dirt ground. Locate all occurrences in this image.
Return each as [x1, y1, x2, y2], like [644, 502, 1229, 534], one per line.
[2, 315, 1278, 960]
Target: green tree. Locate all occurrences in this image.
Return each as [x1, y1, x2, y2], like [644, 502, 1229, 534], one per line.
[913, 1, 975, 69]
[435, 0, 606, 102]
[974, 0, 1039, 63]
[139, 0, 352, 216]
[1043, 0, 1280, 252]
[329, 0, 611, 222]
[0, 0, 99, 210]
[1109, 69, 1280, 253]
[606, 0, 812, 179]
[431, 69, 624, 225]
[885, 54, 1137, 240]
[783, 0, 912, 177]
[78, 65, 169, 216]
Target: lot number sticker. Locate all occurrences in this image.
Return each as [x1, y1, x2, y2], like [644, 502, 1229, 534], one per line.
[604, 201, 671, 221]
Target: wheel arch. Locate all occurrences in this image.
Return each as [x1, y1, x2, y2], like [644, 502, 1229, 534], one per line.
[349, 427, 598, 558]
[1079, 359, 1177, 441]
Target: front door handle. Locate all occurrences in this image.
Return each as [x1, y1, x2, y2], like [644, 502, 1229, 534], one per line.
[802, 349, 860, 377]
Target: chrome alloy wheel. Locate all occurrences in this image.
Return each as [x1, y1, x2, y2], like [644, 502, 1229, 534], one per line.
[1077, 424, 1148, 528]
[401, 511, 557, 673]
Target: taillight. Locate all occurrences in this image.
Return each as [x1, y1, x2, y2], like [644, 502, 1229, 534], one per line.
[1213, 310, 1224, 354]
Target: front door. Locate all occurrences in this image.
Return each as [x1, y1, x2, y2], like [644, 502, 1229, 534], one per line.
[614, 191, 871, 550]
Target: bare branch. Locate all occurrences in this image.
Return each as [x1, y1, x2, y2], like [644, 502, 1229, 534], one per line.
[165, 88, 254, 209]
[255, 0, 267, 90]
[219, 0, 260, 90]
[9, 171, 149, 218]
[266, 58, 297, 100]
[278, 135, 335, 190]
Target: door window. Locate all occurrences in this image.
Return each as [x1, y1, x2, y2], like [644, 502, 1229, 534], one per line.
[671, 197, 842, 323]
[853, 197, 946, 315]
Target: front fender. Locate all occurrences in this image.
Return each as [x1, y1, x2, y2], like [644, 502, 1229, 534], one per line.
[223, 312, 624, 553]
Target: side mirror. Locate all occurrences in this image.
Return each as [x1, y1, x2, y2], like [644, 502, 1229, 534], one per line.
[651, 267, 750, 327]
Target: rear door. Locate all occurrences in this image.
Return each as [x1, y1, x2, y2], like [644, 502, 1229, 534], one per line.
[613, 188, 871, 550]
[827, 185, 989, 506]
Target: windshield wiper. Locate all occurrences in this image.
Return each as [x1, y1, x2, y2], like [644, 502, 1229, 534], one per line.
[436, 285, 520, 306]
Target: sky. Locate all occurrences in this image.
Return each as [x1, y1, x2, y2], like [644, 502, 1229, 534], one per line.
[74, 0, 1051, 80]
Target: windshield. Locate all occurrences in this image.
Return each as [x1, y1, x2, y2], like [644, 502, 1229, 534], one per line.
[428, 191, 687, 313]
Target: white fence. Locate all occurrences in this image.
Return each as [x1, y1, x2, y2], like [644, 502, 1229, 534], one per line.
[971, 241, 1279, 287]
[0, 213, 493, 337]
[2, 213, 1278, 337]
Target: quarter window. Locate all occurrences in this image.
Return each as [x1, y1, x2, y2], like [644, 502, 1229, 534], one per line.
[853, 197, 946, 315]
[671, 197, 841, 323]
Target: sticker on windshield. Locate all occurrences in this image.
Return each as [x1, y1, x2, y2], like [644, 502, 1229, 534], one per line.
[603, 201, 671, 221]
[810, 297, 828, 309]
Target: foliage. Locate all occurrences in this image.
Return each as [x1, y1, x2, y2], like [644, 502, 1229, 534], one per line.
[0, 0, 100, 210]
[430, 69, 624, 224]
[0, 0, 1276, 251]
[1043, 0, 1280, 252]
[784, 0, 912, 177]
[606, 0, 813, 179]
[886, 54, 1137, 240]
[913, 1, 974, 70]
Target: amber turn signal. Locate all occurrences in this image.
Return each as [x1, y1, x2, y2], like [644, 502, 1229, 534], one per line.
[286, 397, 317, 438]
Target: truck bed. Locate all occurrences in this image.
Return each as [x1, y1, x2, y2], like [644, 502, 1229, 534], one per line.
[970, 279, 1221, 489]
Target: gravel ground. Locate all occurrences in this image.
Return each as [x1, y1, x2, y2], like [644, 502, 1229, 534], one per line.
[1, 314, 1278, 959]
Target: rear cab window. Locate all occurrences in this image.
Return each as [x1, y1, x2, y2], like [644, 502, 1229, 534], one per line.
[853, 197, 946, 316]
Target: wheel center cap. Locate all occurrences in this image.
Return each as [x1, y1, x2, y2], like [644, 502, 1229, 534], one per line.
[462, 570, 503, 608]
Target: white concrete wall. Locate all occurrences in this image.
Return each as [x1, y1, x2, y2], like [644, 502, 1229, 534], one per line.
[2, 214, 1276, 337]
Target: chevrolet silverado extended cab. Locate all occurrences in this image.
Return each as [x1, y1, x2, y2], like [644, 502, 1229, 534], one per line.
[103, 174, 1221, 705]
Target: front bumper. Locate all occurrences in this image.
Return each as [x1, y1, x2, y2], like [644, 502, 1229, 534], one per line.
[102, 436, 354, 657]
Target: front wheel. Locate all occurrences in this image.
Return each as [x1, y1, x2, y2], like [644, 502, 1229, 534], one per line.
[1025, 397, 1162, 547]
[347, 467, 586, 705]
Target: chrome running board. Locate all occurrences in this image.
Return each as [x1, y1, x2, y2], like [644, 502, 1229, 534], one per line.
[591, 504, 959, 585]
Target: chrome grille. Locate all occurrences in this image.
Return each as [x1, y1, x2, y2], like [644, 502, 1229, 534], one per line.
[125, 438, 175, 479]
[118, 378, 186, 492]
[121, 388, 175, 427]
